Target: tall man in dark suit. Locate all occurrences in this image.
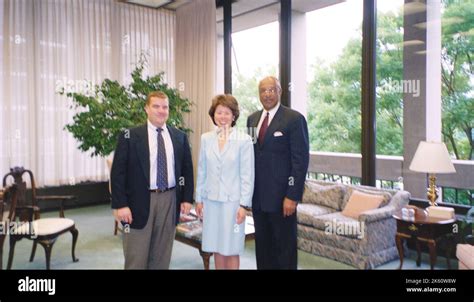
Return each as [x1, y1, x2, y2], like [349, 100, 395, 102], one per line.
[247, 77, 309, 269]
[111, 91, 194, 269]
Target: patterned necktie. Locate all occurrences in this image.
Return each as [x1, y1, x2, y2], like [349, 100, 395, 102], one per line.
[156, 128, 168, 190]
[258, 112, 269, 145]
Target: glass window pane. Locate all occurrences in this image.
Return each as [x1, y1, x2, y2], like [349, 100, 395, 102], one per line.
[441, 0, 473, 161]
[376, 0, 404, 156]
[232, 22, 279, 129]
[306, 1, 363, 154]
[440, 0, 473, 205]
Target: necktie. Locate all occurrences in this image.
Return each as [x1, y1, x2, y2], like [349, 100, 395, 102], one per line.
[258, 112, 269, 145]
[156, 128, 168, 190]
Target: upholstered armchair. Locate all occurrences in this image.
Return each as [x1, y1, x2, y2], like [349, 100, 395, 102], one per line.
[456, 232, 474, 269]
[456, 244, 473, 269]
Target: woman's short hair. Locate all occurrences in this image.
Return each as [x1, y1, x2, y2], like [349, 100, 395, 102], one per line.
[208, 94, 240, 127]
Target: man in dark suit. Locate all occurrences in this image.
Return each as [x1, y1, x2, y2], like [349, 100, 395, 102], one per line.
[111, 91, 194, 269]
[247, 76, 309, 269]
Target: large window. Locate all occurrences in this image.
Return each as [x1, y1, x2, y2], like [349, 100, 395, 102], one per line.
[441, 0, 473, 161]
[376, 0, 404, 156]
[232, 22, 279, 129]
[306, 1, 363, 154]
[440, 0, 473, 205]
[222, 1, 472, 204]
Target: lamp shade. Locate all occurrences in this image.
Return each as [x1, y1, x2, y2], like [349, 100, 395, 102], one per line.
[409, 141, 456, 173]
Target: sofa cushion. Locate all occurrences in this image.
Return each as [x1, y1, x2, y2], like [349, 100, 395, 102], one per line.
[13, 218, 74, 236]
[342, 190, 385, 219]
[297, 203, 336, 227]
[304, 212, 364, 239]
[342, 186, 392, 210]
[302, 182, 346, 210]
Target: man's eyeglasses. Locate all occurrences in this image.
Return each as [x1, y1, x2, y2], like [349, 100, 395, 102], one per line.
[259, 88, 278, 95]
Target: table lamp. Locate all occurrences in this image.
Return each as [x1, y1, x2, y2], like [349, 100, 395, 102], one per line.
[409, 141, 456, 206]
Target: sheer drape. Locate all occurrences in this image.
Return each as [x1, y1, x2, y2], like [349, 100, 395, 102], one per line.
[176, 0, 216, 168]
[0, 0, 175, 187]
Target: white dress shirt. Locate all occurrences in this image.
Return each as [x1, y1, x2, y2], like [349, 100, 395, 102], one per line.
[256, 102, 280, 134]
[147, 120, 176, 190]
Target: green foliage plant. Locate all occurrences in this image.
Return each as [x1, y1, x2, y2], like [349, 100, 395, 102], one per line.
[57, 54, 192, 157]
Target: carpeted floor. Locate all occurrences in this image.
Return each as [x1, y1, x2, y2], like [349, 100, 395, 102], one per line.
[2, 204, 454, 270]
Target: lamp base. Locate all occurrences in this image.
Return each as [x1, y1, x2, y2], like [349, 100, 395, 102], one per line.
[427, 174, 438, 206]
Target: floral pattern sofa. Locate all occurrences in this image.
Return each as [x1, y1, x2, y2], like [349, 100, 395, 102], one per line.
[297, 179, 410, 269]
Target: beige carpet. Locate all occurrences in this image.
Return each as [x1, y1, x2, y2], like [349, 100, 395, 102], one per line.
[1, 204, 452, 270]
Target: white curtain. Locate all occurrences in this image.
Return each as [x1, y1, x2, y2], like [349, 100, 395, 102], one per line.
[0, 0, 175, 187]
[176, 0, 216, 169]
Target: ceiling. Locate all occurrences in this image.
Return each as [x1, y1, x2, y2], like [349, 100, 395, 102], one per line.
[216, 0, 344, 34]
[120, 0, 345, 33]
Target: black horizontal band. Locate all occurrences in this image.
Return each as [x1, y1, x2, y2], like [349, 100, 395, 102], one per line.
[149, 186, 175, 193]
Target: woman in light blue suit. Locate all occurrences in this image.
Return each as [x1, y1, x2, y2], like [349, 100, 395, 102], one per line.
[195, 94, 255, 269]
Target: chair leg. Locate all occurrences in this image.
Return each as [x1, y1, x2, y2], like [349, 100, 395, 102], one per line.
[7, 237, 19, 269]
[30, 241, 38, 262]
[70, 227, 79, 262]
[38, 241, 54, 270]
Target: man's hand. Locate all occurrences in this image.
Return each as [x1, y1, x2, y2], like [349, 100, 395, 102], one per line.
[283, 197, 297, 217]
[180, 202, 193, 215]
[114, 207, 133, 224]
[195, 202, 204, 219]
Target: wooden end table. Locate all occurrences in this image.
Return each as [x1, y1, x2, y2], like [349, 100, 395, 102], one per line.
[175, 215, 255, 269]
[393, 208, 456, 270]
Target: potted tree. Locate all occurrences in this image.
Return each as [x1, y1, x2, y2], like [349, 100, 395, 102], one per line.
[58, 54, 192, 158]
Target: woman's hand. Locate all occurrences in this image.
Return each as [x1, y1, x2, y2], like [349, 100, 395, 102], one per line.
[236, 206, 247, 225]
[196, 202, 204, 219]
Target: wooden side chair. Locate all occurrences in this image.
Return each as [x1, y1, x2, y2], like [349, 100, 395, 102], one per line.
[0, 185, 18, 269]
[2, 167, 79, 269]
